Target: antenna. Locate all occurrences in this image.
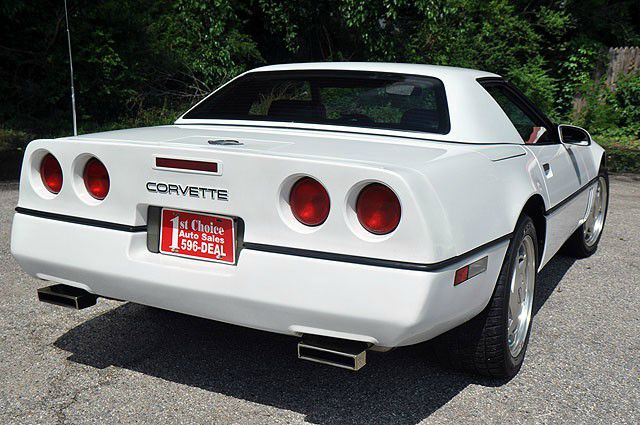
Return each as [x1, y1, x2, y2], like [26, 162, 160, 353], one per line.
[63, 0, 78, 136]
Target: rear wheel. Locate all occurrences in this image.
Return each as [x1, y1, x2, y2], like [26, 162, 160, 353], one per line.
[564, 171, 608, 258]
[430, 215, 538, 379]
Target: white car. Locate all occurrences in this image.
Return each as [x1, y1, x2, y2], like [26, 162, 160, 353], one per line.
[11, 63, 608, 378]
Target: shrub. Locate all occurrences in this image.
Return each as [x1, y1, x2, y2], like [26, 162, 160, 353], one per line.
[597, 139, 640, 173]
[613, 73, 640, 125]
[570, 72, 640, 173]
[592, 128, 640, 173]
[0, 129, 32, 180]
[0, 129, 31, 153]
[575, 73, 640, 133]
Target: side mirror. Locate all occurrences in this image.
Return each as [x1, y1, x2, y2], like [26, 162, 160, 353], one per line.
[558, 124, 591, 146]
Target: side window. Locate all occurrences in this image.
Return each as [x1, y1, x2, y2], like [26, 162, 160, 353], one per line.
[484, 85, 551, 144]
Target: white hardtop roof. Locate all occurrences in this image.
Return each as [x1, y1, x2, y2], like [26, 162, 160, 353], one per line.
[176, 62, 523, 144]
[249, 62, 500, 81]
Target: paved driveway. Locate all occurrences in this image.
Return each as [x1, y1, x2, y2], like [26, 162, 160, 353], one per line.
[0, 176, 638, 424]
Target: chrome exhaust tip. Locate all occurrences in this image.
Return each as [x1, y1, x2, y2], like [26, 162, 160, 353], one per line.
[37, 284, 97, 309]
[297, 335, 369, 371]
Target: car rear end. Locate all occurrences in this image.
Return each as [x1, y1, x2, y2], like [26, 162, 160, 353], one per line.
[11, 65, 517, 369]
[10, 129, 509, 358]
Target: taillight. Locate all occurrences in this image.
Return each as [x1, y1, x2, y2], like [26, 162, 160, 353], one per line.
[83, 158, 110, 200]
[289, 177, 330, 226]
[356, 183, 401, 234]
[40, 153, 63, 194]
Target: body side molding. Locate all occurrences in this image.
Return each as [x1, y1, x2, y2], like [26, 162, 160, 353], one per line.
[243, 234, 512, 272]
[544, 176, 599, 216]
[14, 207, 147, 232]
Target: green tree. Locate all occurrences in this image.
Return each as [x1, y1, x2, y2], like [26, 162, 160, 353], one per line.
[161, 0, 264, 94]
[1, 0, 639, 138]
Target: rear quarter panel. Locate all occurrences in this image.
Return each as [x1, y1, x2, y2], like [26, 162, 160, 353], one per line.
[416, 146, 548, 256]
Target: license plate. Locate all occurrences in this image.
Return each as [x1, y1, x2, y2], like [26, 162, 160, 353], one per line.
[159, 208, 236, 264]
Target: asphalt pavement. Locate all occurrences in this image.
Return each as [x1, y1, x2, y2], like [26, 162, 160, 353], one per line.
[0, 176, 638, 424]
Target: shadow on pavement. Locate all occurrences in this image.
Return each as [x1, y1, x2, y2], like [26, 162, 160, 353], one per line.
[534, 254, 576, 316]
[54, 255, 575, 424]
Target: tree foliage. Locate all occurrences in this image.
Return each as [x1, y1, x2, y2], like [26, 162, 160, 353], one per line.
[1, 0, 639, 137]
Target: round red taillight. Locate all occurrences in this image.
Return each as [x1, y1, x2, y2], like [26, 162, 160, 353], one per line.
[356, 183, 401, 235]
[83, 158, 110, 200]
[289, 177, 330, 226]
[40, 153, 63, 194]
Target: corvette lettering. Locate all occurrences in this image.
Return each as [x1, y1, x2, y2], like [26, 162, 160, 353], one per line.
[146, 182, 229, 201]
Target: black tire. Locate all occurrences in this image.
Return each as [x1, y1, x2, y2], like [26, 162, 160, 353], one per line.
[430, 215, 538, 379]
[564, 170, 609, 258]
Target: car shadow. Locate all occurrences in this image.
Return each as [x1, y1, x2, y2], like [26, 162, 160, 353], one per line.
[534, 253, 576, 316]
[53, 254, 576, 424]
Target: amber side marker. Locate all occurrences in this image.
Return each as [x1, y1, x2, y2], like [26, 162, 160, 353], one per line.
[454, 256, 489, 285]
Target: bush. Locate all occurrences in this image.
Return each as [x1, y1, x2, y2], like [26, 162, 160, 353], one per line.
[592, 129, 640, 173]
[0, 129, 31, 153]
[570, 72, 640, 173]
[614, 73, 640, 125]
[575, 73, 640, 132]
[599, 142, 640, 173]
[0, 129, 32, 180]
[76, 105, 185, 135]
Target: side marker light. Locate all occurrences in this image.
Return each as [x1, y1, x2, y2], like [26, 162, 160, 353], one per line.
[454, 256, 488, 286]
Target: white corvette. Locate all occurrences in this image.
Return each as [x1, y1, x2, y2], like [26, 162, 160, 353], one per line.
[11, 63, 608, 378]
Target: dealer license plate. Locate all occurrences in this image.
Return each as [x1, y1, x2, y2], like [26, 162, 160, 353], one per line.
[159, 208, 236, 264]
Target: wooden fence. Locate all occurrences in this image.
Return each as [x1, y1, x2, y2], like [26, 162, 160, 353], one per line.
[607, 47, 640, 85]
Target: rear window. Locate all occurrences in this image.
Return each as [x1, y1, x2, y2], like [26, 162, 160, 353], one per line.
[183, 70, 450, 134]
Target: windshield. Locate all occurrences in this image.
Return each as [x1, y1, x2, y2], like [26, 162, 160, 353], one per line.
[182, 70, 450, 134]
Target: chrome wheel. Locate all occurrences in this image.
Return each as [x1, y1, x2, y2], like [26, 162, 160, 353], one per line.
[507, 235, 536, 358]
[584, 176, 608, 247]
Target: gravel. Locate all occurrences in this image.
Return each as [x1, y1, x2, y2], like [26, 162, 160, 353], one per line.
[0, 176, 638, 424]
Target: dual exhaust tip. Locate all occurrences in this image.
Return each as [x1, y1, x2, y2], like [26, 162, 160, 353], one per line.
[38, 284, 370, 371]
[37, 284, 97, 309]
[297, 335, 370, 371]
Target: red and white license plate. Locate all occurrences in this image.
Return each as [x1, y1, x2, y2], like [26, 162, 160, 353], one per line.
[159, 208, 236, 264]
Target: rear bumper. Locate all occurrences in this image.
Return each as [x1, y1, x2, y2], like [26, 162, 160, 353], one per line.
[11, 212, 508, 347]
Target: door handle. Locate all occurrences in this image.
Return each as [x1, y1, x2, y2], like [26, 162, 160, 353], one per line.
[543, 163, 552, 177]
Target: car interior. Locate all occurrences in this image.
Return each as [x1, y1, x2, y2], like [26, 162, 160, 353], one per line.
[265, 99, 441, 132]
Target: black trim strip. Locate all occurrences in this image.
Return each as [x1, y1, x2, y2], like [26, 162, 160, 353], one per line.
[545, 177, 598, 216]
[16, 206, 513, 271]
[491, 152, 526, 162]
[15, 207, 147, 232]
[243, 233, 513, 272]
